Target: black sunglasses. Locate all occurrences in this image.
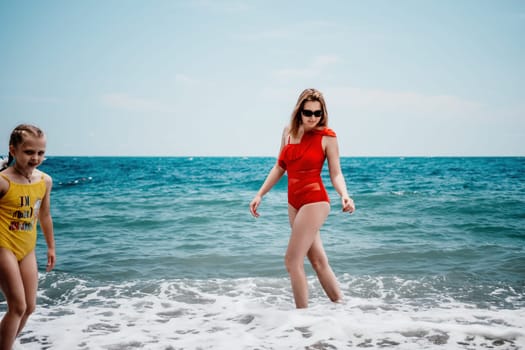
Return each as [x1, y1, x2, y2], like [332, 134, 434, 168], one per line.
[302, 109, 323, 117]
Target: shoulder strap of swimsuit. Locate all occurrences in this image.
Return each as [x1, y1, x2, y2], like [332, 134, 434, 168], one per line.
[318, 127, 336, 137]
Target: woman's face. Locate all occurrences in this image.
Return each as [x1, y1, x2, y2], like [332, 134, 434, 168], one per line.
[301, 100, 323, 130]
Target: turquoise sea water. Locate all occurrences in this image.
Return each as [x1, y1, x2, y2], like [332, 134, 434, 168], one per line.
[2, 157, 524, 349]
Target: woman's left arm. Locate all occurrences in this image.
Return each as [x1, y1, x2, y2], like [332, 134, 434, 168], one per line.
[325, 136, 355, 213]
[39, 174, 56, 271]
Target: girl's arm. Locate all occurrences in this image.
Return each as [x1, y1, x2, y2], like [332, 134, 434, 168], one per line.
[249, 128, 288, 217]
[325, 136, 355, 213]
[0, 174, 8, 198]
[39, 174, 56, 271]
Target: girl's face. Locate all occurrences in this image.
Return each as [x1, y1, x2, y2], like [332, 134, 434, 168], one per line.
[301, 100, 323, 130]
[10, 135, 47, 170]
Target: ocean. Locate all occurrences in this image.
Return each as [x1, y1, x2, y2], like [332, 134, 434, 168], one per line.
[1, 156, 524, 349]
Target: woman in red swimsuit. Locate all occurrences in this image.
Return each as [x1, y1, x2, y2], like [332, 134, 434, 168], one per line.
[250, 88, 355, 308]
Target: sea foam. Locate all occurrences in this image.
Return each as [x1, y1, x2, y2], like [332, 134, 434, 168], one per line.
[16, 275, 525, 350]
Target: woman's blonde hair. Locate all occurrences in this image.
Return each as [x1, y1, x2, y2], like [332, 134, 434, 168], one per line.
[288, 88, 329, 138]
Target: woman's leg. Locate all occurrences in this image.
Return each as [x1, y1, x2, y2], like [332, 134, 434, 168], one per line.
[307, 233, 342, 302]
[16, 251, 38, 336]
[0, 248, 26, 350]
[285, 202, 330, 308]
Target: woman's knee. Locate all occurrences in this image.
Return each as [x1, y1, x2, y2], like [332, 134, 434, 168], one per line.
[284, 254, 303, 273]
[309, 255, 329, 273]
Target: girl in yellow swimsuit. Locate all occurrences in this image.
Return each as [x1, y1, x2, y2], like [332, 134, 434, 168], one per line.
[0, 124, 56, 350]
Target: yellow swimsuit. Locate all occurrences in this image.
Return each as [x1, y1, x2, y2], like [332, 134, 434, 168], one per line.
[0, 172, 47, 261]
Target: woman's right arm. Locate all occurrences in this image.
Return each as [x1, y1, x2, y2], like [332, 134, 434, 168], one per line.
[249, 127, 288, 218]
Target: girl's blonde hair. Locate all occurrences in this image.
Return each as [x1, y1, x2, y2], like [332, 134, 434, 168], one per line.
[2, 124, 44, 170]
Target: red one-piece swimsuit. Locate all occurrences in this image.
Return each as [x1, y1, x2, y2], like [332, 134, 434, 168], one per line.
[278, 127, 336, 210]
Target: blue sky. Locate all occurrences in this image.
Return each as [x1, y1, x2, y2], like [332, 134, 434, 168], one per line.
[1, 0, 523, 156]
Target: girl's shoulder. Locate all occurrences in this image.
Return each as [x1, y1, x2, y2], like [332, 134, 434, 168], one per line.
[0, 172, 9, 198]
[35, 169, 53, 188]
[35, 169, 50, 178]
